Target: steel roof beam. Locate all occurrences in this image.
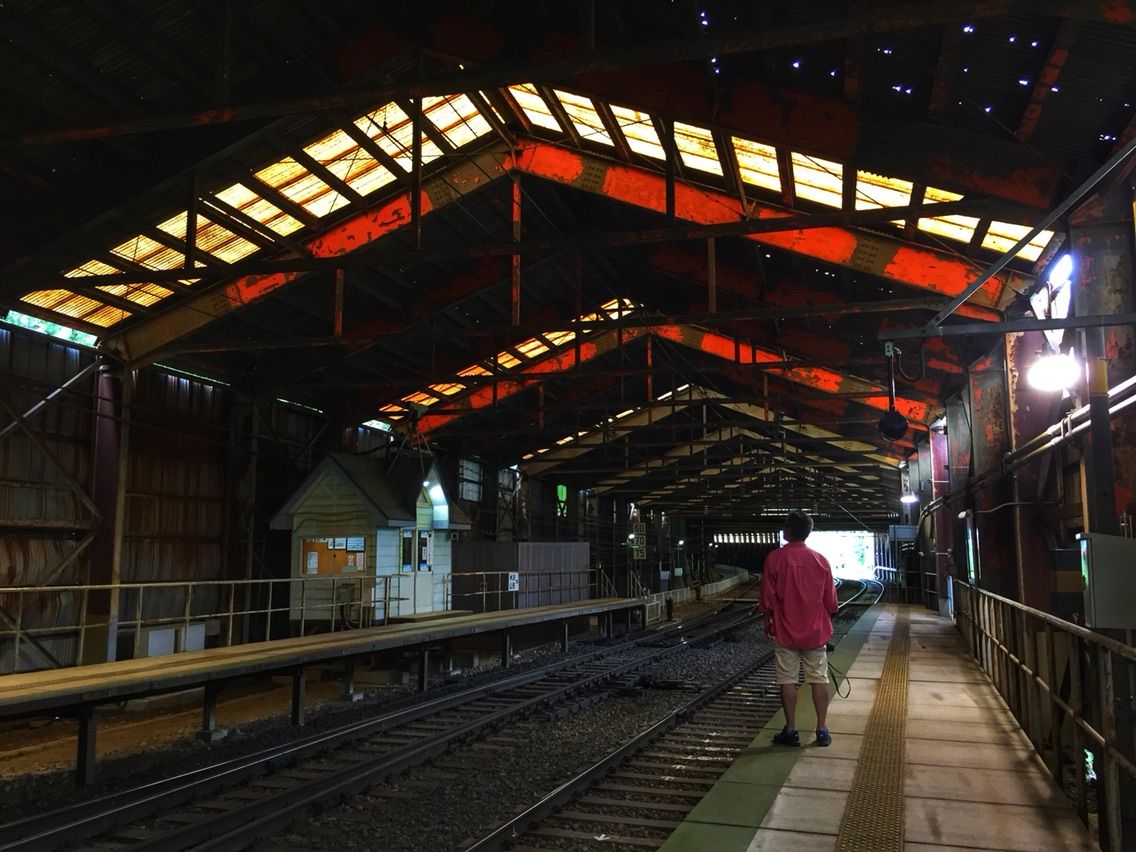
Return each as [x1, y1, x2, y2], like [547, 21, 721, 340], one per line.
[510, 142, 1030, 310]
[104, 149, 512, 365]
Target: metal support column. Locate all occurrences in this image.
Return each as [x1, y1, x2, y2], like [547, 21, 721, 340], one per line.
[201, 682, 227, 741]
[76, 705, 97, 786]
[411, 99, 422, 251]
[561, 620, 569, 652]
[291, 668, 305, 726]
[968, 345, 1016, 597]
[1083, 326, 1121, 535]
[84, 360, 130, 664]
[501, 632, 512, 667]
[418, 647, 430, 692]
[344, 657, 362, 701]
[1072, 186, 1135, 533]
[511, 175, 522, 326]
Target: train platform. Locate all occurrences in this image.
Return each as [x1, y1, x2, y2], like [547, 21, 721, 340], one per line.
[659, 604, 1098, 852]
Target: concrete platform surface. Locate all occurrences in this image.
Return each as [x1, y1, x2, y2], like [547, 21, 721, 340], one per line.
[659, 604, 1099, 852]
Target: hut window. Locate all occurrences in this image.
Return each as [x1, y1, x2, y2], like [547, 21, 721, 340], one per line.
[460, 458, 482, 502]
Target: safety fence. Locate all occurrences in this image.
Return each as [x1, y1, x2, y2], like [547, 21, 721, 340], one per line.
[0, 568, 598, 674]
[953, 579, 1136, 850]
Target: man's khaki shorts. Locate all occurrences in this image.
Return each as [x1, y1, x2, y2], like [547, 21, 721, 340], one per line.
[774, 644, 829, 684]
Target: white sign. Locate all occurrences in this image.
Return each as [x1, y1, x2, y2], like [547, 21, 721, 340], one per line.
[507, 571, 520, 591]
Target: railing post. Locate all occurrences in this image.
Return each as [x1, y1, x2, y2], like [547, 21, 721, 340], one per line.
[1043, 621, 1059, 774]
[133, 585, 144, 660]
[1069, 633, 1088, 825]
[14, 590, 24, 673]
[1099, 647, 1123, 851]
[264, 579, 272, 642]
[76, 588, 87, 668]
[330, 577, 337, 633]
[225, 582, 235, 647]
[182, 582, 192, 650]
[299, 578, 307, 637]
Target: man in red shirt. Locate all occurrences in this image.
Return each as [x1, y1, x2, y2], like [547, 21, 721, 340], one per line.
[760, 510, 839, 747]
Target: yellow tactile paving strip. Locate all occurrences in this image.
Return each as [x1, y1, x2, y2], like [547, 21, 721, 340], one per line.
[834, 608, 910, 852]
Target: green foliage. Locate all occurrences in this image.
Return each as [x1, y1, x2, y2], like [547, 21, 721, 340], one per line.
[3, 310, 97, 347]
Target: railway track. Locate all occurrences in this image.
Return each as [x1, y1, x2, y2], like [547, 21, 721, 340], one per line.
[0, 602, 755, 852]
[464, 579, 881, 851]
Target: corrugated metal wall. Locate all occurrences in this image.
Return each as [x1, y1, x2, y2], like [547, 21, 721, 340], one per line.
[1, 325, 331, 670]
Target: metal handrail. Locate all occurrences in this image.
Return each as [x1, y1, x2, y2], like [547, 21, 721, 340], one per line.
[952, 579, 1136, 849]
[1, 568, 610, 674]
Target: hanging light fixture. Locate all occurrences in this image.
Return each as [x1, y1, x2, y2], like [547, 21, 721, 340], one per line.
[878, 343, 909, 441]
[900, 492, 918, 504]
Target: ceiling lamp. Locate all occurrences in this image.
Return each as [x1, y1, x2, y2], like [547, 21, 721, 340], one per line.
[1027, 352, 1080, 392]
[878, 343, 909, 441]
[900, 492, 918, 504]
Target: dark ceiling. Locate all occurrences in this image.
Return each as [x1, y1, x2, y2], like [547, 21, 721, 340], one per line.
[3, 0, 1134, 528]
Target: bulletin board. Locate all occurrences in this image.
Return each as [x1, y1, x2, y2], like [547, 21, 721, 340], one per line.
[301, 536, 367, 574]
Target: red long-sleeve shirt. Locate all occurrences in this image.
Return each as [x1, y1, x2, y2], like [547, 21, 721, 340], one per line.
[761, 540, 838, 650]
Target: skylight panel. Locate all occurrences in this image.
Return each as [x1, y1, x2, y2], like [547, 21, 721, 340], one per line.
[550, 89, 613, 146]
[544, 329, 576, 347]
[424, 93, 493, 148]
[458, 364, 493, 378]
[304, 127, 359, 163]
[982, 221, 1053, 261]
[791, 152, 843, 207]
[515, 338, 550, 359]
[428, 382, 466, 396]
[193, 217, 259, 263]
[673, 121, 722, 175]
[354, 102, 445, 173]
[22, 290, 127, 327]
[255, 157, 308, 190]
[252, 157, 347, 219]
[304, 127, 387, 197]
[854, 171, 912, 210]
[507, 84, 564, 132]
[403, 391, 439, 407]
[496, 351, 522, 369]
[732, 137, 781, 193]
[66, 259, 119, 277]
[609, 104, 664, 160]
[96, 282, 173, 307]
[109, 233, 169, 267]
[84, 305, 131, 327]
[919, 186, 978, 244]
[214, 184, 305, 237]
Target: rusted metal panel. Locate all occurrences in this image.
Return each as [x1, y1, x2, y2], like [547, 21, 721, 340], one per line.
[0, 327, 96, 574]
[928, 428, 954, 608]
[968, 342, 1017, 597]
[1006, 329, 1066, 608]
[1072, 189, 1136, 527]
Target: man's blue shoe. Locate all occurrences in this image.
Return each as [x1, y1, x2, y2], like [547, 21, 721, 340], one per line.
[772, 726, 800, 746]
[815, 727, 832, 747]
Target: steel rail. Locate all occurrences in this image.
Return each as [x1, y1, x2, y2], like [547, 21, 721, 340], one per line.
[0, 607, 748, 851]
[461, 582, 881, 850]
[462, 652, 777, 851]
